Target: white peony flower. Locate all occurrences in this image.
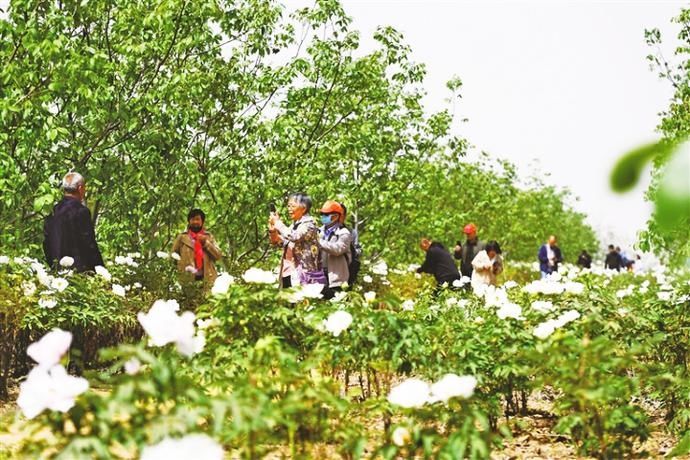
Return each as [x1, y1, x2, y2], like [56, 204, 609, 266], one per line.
[429, 374, 477, 402]
[170, 252, 181, 261]
[391, 427, 411, 447]
[94, 265, 112, 281]
[59, 256, 74, 268]
[371, 261, 389, 276]
[531, 300, 554, 314]
[554, 309, 581, 327]
[330, 291, 348, 303]
[36, 269, 53, 288]
[211, 273, 235, 295]
[137, 301, 203, 357]
[401, 299, 415, 311]
[364, 291, 376, 303]
[388, 378, 431, 408]
[141, 434, 224, 460]
[17, 365, 89, 419]
[323, 310, 353, 337]
[563, 282, 585, 295]
[50, 277, 68, 292]
[657, 291, 672, 302]
[533, 320, 559, 339]
[112, 284, 126, 298]
[474, 316, 484, 323]
[241, 267, 277, 284]
[503, 280, 518, 289]
[38, 298, 57, 309]
[196, 317, 220, 330]
[124, 358, 141, 375]
[114, 255, 138, 267]
[22, 281, 37, 297]
[407, 263, 421, 272]
[362, 275, 373, 284]
[27, 329, 72, 368]
[0, 255, 9, 264]
[156, 251, 170, 259]
[496, 302, 523, 320]
[133, 282, 142, 289]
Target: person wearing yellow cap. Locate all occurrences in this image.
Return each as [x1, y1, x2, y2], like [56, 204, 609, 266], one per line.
[317, 200, 352, 299]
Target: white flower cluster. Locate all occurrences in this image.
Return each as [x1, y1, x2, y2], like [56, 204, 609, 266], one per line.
[282, 283, 324, 303]
[474, 285, 523, 320]
[533, 310, 581, 339]
[115, 255, 139, 268]
[322, 310, 353, 336]
[211, 272, 235, 296]
[371, 261, 389, 276]
[141, 434, 224, 460]
[17, 329, 89, 419]
[137, 300, 205, 357]
[241, 267, 277, 284]
[522, 277, 584, 296]
[388, 374, 477, 408]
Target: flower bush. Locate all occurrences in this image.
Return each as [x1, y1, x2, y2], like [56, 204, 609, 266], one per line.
[1, 254, 690, 459]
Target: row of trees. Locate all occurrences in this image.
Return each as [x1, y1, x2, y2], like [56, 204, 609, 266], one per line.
[0, 0, 597, 267]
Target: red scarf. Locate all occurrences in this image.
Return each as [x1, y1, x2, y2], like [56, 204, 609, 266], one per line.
[187, 229, 205, 270]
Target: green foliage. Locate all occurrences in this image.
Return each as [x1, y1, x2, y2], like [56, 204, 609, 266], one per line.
[637, 10, 690, 264]
[0, 0, 597, 268]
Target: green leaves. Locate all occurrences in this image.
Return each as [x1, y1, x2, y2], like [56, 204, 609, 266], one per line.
[610, 141, 672, 193]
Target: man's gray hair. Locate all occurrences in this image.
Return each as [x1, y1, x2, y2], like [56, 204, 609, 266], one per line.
[288, 192, 312, 213]
[62, 172, 85, 193]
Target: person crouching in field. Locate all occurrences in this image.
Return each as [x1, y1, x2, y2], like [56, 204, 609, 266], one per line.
[172, 209, 223, 289]
[269, 193, 326, 288]
[317, 200, 352, 300]
[417, 238, 461, 294]
[471, 240, 504, 291]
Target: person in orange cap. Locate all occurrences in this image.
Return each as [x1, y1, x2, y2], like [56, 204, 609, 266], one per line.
[453, 223, 485, 278]
[318, 200, 352, 299]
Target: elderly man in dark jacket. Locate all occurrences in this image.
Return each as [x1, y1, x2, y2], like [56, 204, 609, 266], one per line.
[418, 238, 461, 290]
[43, 172, 104, 272]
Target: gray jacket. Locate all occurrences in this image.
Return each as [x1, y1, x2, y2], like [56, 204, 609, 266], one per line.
[319, 225, 352, 287]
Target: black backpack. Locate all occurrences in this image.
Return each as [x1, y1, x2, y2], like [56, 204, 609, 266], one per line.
[345, 226, 362, 286]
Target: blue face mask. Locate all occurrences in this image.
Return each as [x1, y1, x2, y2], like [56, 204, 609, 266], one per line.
[321, 214, 335, 225]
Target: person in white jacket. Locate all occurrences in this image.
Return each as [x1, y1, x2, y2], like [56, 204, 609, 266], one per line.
[471, 240, 504, 290]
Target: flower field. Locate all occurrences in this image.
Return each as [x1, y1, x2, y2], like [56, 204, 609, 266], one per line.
[1, 254, 690, 459]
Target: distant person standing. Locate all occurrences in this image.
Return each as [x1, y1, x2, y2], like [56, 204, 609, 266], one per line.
[453, 223, 485, 278]
[471, 240, 504, 290]
[538, 235, 563, 278]
[418, 238, 461, 291]
[172, 209, 223, 288]
[43, 172, 104, 272]
[605, 245, 622, 271]
[577, 250, 592, 269]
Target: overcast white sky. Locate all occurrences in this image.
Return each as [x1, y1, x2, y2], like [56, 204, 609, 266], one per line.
[337, 0, 684, 248]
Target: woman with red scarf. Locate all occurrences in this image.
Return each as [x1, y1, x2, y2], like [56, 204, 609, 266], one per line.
[172, 209, 223, 288]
